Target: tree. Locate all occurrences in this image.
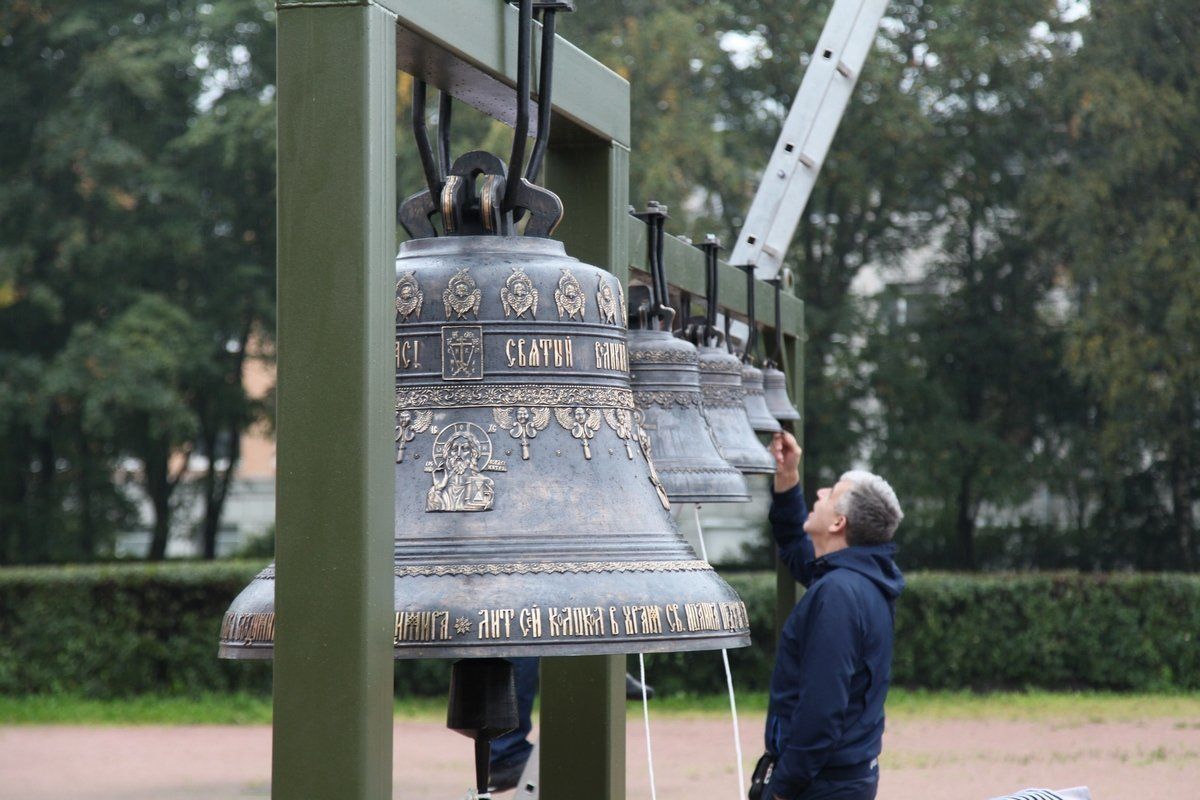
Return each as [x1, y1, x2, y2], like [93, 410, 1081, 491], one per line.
[864, 1, 1075, 569]
[0, 0, 277, 561]
[1027, 0, 1200, 568]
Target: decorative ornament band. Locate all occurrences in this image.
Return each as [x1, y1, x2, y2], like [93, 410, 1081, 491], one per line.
[634, 390, 702, 409]
[630, 350, 699, 365]
[393, 559, 712, 577]
[699, 360, 743, 375]
[701, 386, 746, 408]
[744, 386, 765, 397]
[658, 464, 744, 475]
[254, 560, 712, 580]
[396, 384, 635, 410]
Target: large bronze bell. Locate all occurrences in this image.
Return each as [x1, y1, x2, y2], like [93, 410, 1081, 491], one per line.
[220, 0, 747, 662]
[626, 203, 748, 504]
[695, 240, 775, 475]
[221, 231, 751, 658]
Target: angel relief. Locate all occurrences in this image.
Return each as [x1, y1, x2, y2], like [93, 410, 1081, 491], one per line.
[493, 406, 551, 460]
[395, 409, 433, 463]
[556, 406, 602, 459]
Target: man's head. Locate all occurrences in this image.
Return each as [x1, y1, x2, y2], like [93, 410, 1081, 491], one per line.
[803, 470, 903, 555]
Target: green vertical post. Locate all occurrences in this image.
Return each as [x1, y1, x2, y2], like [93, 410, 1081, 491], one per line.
[538, 139, 631, 800]
[775, 324, 806, 628]
[273, 5, 396, 800]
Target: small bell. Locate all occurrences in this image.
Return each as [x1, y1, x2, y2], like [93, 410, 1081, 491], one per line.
[694, 239, 775, 475]
[763, 365, 801, 422]
[737, 264, 782, 434]
[763, 278, 800, 423]
[627, 204, 748, 504]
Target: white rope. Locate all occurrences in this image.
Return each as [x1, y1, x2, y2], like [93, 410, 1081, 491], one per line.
[694, 503, 747, 800]
[638, 652, 658, 800]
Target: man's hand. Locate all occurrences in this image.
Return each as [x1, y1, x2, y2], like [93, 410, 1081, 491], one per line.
[769, 431, 802, 494]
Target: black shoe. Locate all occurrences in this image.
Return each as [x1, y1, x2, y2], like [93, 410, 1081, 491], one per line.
[625, 672, 654, 700]
[488, 757, 529, 793]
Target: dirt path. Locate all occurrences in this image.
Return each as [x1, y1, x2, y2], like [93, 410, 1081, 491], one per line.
[2, 712, 1197, 799]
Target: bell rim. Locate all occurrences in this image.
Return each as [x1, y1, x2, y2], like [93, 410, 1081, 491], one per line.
[219, 631, 751, 661]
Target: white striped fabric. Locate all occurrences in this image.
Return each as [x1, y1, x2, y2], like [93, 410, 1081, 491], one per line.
[988, 788, 1091, 800]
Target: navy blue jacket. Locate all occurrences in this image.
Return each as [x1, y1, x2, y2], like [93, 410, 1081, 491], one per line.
[764, 485, 904, 799]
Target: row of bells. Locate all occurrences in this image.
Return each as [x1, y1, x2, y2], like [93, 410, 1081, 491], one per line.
[219, 235, 800, 660]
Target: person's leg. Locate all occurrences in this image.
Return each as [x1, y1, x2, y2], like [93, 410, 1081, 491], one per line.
[489, 657, 539, 775]
[794, 775, 878, 800]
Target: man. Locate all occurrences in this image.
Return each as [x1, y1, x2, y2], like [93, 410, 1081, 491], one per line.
[758, 432, 905, 800]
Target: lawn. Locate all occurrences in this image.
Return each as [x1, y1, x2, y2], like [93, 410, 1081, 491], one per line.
[2, 690, 1198, 725]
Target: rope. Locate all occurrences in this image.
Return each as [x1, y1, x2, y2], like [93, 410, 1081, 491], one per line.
[694, 503, 748, 800]
[638, 652, 658, 800]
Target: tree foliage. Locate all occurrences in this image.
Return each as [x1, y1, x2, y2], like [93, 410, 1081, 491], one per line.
[0, 0, 276, 562]
[1025, 0, 1200, 569]
[1, 0, 1196, 571]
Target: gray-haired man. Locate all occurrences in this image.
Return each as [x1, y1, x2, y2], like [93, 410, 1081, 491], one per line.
[752, 432, 905, 800]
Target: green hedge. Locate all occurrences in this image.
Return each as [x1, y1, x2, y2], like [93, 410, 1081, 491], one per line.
[1, 564, 1197, 697]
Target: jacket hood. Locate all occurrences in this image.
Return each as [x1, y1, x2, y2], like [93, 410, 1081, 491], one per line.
[816, 543, 905, 600]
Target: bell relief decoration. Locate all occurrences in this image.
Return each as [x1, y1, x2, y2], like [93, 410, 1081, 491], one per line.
[500, 267, 538, 319]
[493, 406, 552, 460]
[443, 269, 482, 319]
[395, 408, 434, 463]
[596, 275, 618, 325]
[555, 406, 601, 459]
[554, 269, 586, 321]
[396, 272, 424, 321]
[424, 421, 506, 512]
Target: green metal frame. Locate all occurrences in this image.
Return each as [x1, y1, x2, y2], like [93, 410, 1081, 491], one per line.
[272, 2, 803, 798]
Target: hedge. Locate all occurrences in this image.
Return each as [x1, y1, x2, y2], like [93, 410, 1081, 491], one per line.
[1, 564, 1197, 697]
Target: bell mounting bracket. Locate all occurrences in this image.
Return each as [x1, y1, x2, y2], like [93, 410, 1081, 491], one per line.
[399, 0, 572, 239]
[629, 201, 675, 331]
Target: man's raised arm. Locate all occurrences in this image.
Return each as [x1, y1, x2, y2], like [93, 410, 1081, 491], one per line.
[769, 432, 815, 586]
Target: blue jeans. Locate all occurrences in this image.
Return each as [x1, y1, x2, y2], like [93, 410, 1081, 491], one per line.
[793, 775, 878, 800]
[489, 657, 539, 768]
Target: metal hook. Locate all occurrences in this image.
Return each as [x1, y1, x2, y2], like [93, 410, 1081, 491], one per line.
[412, 81, 442, 200]
[632, 202, 674, 329]
[698, 234, 722, 347]
[502, 0, 534, 214]
[740, 264, 758, 364]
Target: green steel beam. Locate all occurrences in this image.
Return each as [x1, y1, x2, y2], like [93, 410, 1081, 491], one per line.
[626, 220, 805, 337]
[273, 6, 397, 800]
[387, 0, 630, 146]
[546, 143, 632, 285]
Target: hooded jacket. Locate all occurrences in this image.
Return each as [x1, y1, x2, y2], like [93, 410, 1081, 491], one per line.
[764, 485, 905, 799]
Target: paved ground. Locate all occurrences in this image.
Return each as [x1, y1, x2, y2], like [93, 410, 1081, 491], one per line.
[2, 712, 1197, 799]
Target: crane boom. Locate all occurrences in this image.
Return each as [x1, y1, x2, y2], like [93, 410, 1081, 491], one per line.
[730, 0, 888, 279]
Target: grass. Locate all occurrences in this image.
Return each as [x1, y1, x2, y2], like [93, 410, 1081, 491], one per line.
[2, 689, 1198, 726]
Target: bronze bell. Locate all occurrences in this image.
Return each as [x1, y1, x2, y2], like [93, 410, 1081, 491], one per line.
[695, 241, 775, 475]
[742, 362, 782, 434]
[220, 0, 748, 661]
[737, 265, 783, 434]
[220, 231, 752, 659]
[625, 203, 749, 505]
[762, 277, 800, 423]
[763, 365, 801, 422]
